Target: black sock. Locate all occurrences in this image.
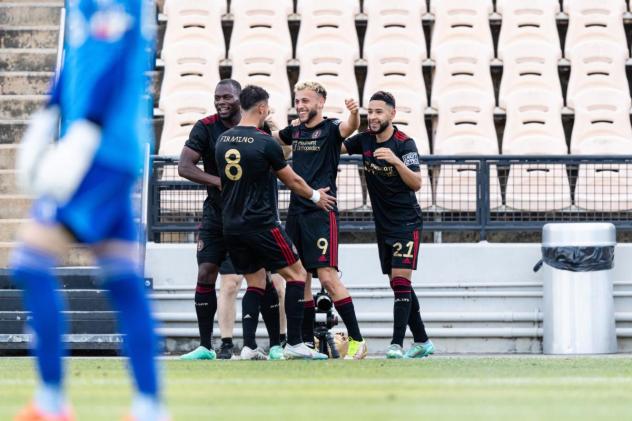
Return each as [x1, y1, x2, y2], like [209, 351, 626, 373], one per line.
[409, 288, 429, 343]
[195, 282, 217, 350]
[391, 277, 412, 346]
[302, 297, 315, 344]
[242, 287, 264, 349]
[280, 333, 287, 344]
[334, 297, 363, 341]
[260, 279, 281, 347]
[221, 337, 233, 345]
[285, 281, 306, 346]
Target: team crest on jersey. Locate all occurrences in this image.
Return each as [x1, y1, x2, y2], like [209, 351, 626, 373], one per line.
[312, 129, 322, 139]
[402, 152, 419, 167]
[292, 129, 300, 139]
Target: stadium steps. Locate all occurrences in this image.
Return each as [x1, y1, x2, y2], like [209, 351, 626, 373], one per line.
[0, 120, 27, 144]
[0, 219, 26, 241]
[0, 48, 56, 71]
[0, 169, 18, 193]
[0, 26, 59, 49]
[0, 94, 48, 119]
[0, 268, 122, 352]
[0, 144, 16, 169]
[0, 2, 62, 27]
[0, 71, 54, 95]
[0, 195, 31, 218]
[0, 242, 94, 267]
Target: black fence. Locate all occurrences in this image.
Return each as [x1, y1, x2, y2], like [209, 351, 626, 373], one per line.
[149, 155, 632, 241]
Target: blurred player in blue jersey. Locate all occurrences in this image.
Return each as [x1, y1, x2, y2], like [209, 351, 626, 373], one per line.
[10, 1, 167, 420]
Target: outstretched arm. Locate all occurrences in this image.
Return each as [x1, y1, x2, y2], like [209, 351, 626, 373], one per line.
[338, 98, 360, 138]
[275, 166, 336, 211]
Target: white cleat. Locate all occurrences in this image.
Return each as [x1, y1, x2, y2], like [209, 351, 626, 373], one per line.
[283, 343, 329, 360]
[240, 346, 267, 360]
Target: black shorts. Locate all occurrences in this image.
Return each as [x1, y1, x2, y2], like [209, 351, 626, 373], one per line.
[224, 225, 300, 275]
[285, 210, 339, 275]
[219, 255, 237, 275]
[196, 224, 228, 266]
[376, 228, 421, 275]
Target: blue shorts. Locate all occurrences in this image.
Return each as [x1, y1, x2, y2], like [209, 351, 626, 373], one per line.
[30, 161, 138, 244]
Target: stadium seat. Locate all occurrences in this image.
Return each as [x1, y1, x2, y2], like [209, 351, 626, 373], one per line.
[297, 41, 360, 107]
[430, 0, 494, 57]
[566, 41, 630, 108]
[159, 41, 223, 110]
[417, 165, 433, 209]
[502, 90, 567, 154]
[505, 163, 572, 211]
[570, 89, 632, 154]
[296, 0, 360, 59]
[383, 89, 429, 155]
[336, 163, 365, 211]
[160, 92, 212, 153]
[363, 0, 426, 58]
[575, 162, 632, 211]
[162, 0, 226, 54]
[230, 41, 292, 128]
[564, 0, 626, 57]
[362, 42, 426, 107]
[430, 41, 494, 108]
[228, 0, 293, 57]
[498, 41, 563, 108]
[496, 0, 561, 59]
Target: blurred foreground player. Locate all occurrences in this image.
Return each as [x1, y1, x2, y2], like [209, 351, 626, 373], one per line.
[11, 1, 168, 420]
[342, 91, 434, 359]
[215, 85, 335, 359]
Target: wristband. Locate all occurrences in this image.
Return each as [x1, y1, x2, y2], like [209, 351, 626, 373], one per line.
[310, 189, 321, 204]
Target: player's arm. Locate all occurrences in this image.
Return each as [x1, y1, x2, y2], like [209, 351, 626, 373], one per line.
[276, 166, 336, 211]
[178, 147, 221, 188]
[374, 147, 422, 192]
[338, 98, 360, 138]
[340, 132, 362, 155]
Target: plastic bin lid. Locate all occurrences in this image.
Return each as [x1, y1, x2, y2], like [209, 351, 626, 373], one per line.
[542, 223, 616, 247]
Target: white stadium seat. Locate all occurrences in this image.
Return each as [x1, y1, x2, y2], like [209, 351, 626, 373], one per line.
[564, 0, 626, 57]
[502, 90, 567, 154]
[566, 41, 630, 108]
[430, 41, 494, 108]
[496, 0, 561, 58]
[160, 92, 212, 153]
[162, 0, 225, 54]
[430, 0, 494, 57]
[505, 164, 572, 211]
[363, 0, 426, 58]
[229, 0, 293, 57]
[498, 41, 563, 108]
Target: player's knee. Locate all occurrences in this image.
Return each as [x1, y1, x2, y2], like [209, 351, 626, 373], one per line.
[198, 263, 219, 285]
[220, 275, 241, 297]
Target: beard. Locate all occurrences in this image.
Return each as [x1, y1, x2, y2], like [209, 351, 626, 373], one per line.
[300, 108, 319, 124]
[370, 120, 390, 135]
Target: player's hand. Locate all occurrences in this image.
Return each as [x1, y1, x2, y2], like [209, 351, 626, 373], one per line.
[264, 117, 278, 132]
[290, 118, 300, 127]
[315, 187, 336, 211]
[374, 147, 400, 165]
[17, 107, 59, 194]
[345, 98, 359, 115]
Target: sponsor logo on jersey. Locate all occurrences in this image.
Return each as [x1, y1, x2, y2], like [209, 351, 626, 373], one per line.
[402, 152, 420, 167]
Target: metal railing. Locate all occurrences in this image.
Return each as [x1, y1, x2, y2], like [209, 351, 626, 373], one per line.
[148, 155, 632, 242]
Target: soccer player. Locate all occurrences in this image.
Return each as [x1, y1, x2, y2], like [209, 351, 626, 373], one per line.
[342, 91, 434, 359]
[10, 1, 168, 420]
[178, 79, 284, 360]
[271, 81, 368, 359]
[216, 85, 336, 360]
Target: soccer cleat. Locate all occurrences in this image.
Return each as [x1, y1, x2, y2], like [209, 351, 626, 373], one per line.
[217, 342, 234, 360]
[240, 346, 267, 360]
[14, 403, 74, 421]
[268, 345, 285, 361]
[283, 343, 329, 360]
[386, 344, 404, 359]
[344, 339, 368, 360]
[179, 346, 216, 360]
[404, 340, 435, 359]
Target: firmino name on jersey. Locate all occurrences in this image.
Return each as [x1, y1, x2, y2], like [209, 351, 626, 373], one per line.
[219, 135, 255, 144]
[293, 140, 321, 152]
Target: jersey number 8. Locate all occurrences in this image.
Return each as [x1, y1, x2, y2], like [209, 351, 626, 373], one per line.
[225, 149, 242, 181]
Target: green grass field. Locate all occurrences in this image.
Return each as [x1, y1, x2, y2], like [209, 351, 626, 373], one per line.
[1, 356, 632, 420]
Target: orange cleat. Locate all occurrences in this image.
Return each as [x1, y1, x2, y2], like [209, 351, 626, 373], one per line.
[14, 403, 74, 421]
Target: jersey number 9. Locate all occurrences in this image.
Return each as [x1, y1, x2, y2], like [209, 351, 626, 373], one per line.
[225, 149, 243, 181]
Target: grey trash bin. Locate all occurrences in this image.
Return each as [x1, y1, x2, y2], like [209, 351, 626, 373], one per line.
[538, 223, 617, 354]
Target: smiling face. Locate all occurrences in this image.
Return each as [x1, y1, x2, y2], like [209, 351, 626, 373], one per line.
[214, 83, 240, 121]
[367, 100, 396, 134]
[294, 88, 324, 124]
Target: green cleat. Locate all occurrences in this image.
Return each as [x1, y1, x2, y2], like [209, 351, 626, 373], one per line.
[344, 339, 368, 360]
[404, 340, 435, 359]
[179, 346, 216, 360]
[386, 343, 404, 359]
[268, 345, 285, 360]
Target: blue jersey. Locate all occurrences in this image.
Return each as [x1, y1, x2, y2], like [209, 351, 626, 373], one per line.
[50, 0, 156, 174]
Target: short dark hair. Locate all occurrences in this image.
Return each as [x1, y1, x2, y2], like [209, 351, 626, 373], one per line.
[217, 78, 242, 93]
[370, 91, 396, 108]
[239, 85, 269, 111]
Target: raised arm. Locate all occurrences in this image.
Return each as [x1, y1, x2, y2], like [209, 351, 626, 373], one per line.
[338, 98, 360, 138]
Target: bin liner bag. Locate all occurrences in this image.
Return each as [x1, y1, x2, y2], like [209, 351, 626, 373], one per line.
[533, 246, 614, 273]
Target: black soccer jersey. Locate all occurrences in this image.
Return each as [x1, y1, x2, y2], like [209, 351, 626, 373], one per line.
[344, 127, 423, 234]
[215, 126, 288, 234]
[184, 114, 228, 229]
[278, 118, 344, 214]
